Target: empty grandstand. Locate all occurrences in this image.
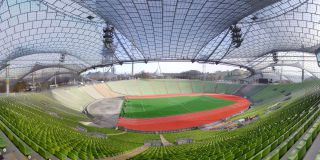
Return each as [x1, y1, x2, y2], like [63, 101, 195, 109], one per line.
[1, 0, 320, 160]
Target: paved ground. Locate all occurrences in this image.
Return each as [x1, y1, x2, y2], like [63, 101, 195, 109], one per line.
[0, 129, 27, 160]
[86, 98, 123, 128]
[304, 133, 320, 160]
[160, 134, 173, 146]
[107, 132, 127, 136]
[281, 116, 320, 160]
[104, 146, 149, 160]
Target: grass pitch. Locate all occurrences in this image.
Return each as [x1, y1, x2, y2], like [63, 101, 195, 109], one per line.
[121, 95, 235, 118]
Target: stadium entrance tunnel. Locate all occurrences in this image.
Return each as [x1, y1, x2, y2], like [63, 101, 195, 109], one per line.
[117, 93, 250, 132]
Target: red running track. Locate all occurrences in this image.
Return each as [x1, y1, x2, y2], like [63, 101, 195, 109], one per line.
[117, 93, 250, 132]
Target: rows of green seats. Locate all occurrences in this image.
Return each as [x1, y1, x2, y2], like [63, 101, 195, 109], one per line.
[215, 83, 228, 93]
[202, 81, 216, 93]
[164, 130, 227, 143]
[9, 92, 155, 137]
[178, 80, 193, 93]
[240, 98, 320, 160]
[230, 82, 320, 124]
[19, 97, 86, 128]
[0, 97, 157, 159]
[67, 87, 95, 105]
[50, 89, 80, 110]
[81, 85, 105, 99]
[286, 116, 320, 160]
[50, 87, 95, 111]
[257, 102, 320, 160]
[79, 124, 123, 135]
[164, 79, 182, 94]
[124, 80, 141, 95]
[251, 80, 320, 104]
[12, 93, 88, 124]
[131, 91, 320, 160]
[107, 80, 129, 94]
[215, 83, 243, 94]
[150, 80, 168, 94]
[138, 80, 156, 95]
[106, 79, 246, 95]
[235, 85, 266, 97]
[230, 83, 320, 121]
[250, 84, 291, 104]
[0, 119, 31, 156]
[0, 135, 6, 149]
[191, 80, 205, 92]
[161, 80, 239, 94]
[226, 84, 243, 94]
[105, 80, 319, 98]
[108, 132, 160, 144]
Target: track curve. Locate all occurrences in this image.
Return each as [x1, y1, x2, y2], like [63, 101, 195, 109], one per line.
[117, 93, 250, 132]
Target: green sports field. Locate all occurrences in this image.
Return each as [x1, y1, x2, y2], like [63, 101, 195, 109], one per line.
[121, 96, 235, 118]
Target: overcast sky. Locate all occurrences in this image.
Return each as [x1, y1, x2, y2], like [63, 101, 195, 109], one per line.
[86, 62, 241, 74]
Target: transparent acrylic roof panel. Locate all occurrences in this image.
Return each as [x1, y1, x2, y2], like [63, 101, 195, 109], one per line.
[0, 53, 83, 79]
[41, 0, 105, 23]
[22, 67, 73, 81]
[88, 0, 278, 60]
[1, 0, 320, 80]
[0, 0, 108, 71]
[261, 65, 315, 82]
[225, 0, 320, 60]
[8, 53, 89, 67]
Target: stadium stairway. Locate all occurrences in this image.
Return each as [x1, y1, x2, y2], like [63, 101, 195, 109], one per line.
[159, 134, 173, 146]
[104, 146, 149, 160]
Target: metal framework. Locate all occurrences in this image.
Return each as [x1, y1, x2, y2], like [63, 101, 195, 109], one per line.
[0, 0, 320, 83]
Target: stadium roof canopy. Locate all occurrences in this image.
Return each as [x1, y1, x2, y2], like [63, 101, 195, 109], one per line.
[0, 0, 320, 82]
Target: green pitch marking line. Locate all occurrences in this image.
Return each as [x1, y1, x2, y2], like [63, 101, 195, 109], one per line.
[121, 95, 235, 118]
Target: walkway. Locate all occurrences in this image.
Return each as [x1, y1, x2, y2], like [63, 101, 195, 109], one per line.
[160, 134, 173, 146]
[304, 133, 320, 160]
[281, 116, 320, 160]
[0, 130, 48, 160]
[107, 132, 127, 136]
[104, 146, 149, 160]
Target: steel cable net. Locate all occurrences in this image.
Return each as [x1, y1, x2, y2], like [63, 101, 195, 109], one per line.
[23, 67, 76, 83]
[0, 53, 84, 80]
[0, 0, 320, 81]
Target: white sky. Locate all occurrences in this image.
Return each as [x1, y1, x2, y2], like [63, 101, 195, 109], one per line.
[87, 62, 242, 74]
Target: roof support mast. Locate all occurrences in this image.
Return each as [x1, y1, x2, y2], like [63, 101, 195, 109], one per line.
[5, 64, 10, 96]
[132, 62, 134, 77]
[302, 53, 305, 83]
[32, 72, 35, 90]
[54, 76, 57, 87]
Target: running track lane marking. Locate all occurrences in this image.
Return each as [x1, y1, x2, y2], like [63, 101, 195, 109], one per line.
[117, 93, 250, 132]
